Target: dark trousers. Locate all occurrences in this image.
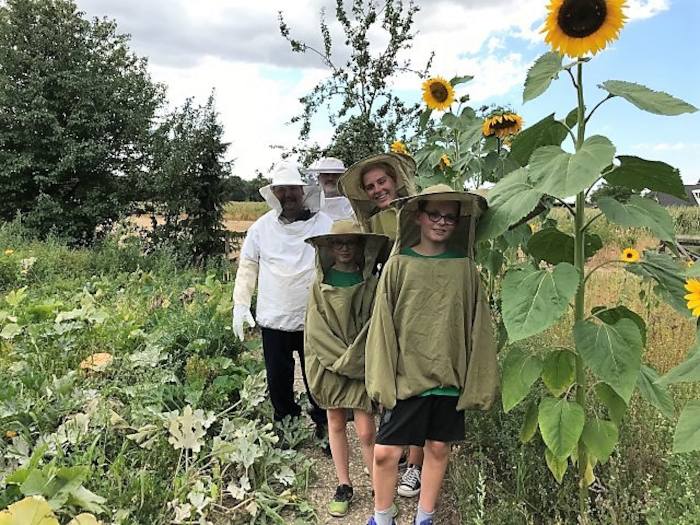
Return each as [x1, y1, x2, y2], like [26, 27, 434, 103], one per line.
[260, 327, 326, 425]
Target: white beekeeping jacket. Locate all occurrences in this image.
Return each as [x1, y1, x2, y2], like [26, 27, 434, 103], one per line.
[240, 180, 332, 331]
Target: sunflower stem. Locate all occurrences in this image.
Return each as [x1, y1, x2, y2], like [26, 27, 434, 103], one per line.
[574, 61, 589, 519]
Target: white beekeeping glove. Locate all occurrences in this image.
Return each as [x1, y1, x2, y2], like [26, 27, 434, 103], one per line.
[232, 304, 256, 341]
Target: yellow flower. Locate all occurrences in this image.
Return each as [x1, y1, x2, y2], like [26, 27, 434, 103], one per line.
[686, 279, 700, 317]
[439, 154, 451, 169]
[4, 430, 17, 439]
[79, 352, 114, 372]
[4, 249, 14, 256]
[688, 260, 695, 268]
[421, 76, 455, 111]
[620, 248, 639, 263]
[482, 112, 524, 139]
[390, 140, 408, 155]
[543, 0, 627, 58]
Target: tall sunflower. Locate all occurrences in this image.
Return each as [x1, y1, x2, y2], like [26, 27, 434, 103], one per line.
[422, 77, 455, 111]
[543, 0, 627, 58]
[482, 112, 524, 139]
[685, 278, 700, 317]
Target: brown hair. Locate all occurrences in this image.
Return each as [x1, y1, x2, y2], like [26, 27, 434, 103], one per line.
[360, 161, 397, 189]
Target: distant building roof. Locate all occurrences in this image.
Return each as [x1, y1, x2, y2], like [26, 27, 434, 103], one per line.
[654, 184, 700, 207]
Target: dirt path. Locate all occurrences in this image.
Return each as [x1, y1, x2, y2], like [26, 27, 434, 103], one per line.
[294, 362, 461, 525]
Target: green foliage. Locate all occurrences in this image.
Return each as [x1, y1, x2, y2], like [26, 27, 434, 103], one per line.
[581, 418, 618, 463]
[637, 364, 674, 419]
[476, 168, 543, 241]
[528, 135, 616, 199]
[574, 319, 643, 403]
[139, 94, 230, 264]
[541, 350, 576, 397]
[597, 195, 676, 242]
[0, 227, 316, 524]
[589, 180, 637, 204]
[538, 397, 584, 459]
[599, 80, 699, 116]
[604, 156, 686, 200]
[220, 174, 269, 202]
[673, 400, 700, 453]
[501, 347, 543, 412]
[509, 113, 568, 167]
[528, 228, 602, 265]
[523, 52, 563, 103]
[278, 0, 430, 162]
[501, 263, 579, 342]
[0, 0, 162, 244]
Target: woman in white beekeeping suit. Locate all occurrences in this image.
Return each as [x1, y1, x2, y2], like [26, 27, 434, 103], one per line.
[232, 162, 332, 437]
[306, 157, 355, 222]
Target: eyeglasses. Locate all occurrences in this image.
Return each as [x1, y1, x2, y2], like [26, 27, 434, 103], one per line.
[423, 211, 459, 225]
[330, 239, 360, 248]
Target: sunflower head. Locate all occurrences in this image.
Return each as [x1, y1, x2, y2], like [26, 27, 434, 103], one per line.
[438, 154, 451, 170]
[482, 111, 524, 139]
[620, 248, 640, 263]
[685, 278, 700, 317]
[390, 140, 408, 155]
[543, 0, 627, 58]
[422, 77, 455, 111]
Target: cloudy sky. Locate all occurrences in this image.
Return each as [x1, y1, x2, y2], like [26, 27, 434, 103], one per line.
[76, 0, 699, 183]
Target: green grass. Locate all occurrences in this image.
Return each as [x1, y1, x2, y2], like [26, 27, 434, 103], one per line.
[222, 201, 270, 222]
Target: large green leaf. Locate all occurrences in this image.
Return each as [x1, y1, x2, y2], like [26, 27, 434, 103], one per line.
[594, 383, 627, 426]
[673, 400, 700, 453]
[523, 52, 563, 103]
[502, 263, 579, 342]
[538, 397, 585, 459]
[529, 136, 616, 199]
[574, 319, 643, 403]
[592, 305, 647, 346]
[510, 114, 569, 166]
[582, 419, 619, 463]
[541, 350, 576, 397]
[637, 364, 674, 418]
[545, 448, 568, 483]
[600, 80, 698, 116]
[501, 347, 543, 412]
[597, 196, 675, 242]
[659, 349, 700, 385]
[520, 401, 539, 443]
[604, 156, 687, 200]
[476, 168, 544, 241]
[528, 228, 602, 265]
[626, 252, 691, 316]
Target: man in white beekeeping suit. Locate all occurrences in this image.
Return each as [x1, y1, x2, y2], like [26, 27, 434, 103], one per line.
[232, 162, 332, 435]
[306, 157, 355, 222]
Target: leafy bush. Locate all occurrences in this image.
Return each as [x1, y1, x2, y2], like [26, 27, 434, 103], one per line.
[0, 227, 317, 524]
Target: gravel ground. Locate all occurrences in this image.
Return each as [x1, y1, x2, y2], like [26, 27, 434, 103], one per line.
[294, 362, 462, 525]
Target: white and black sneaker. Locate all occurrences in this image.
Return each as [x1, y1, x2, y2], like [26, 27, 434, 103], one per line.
[397, 464, 421, 497]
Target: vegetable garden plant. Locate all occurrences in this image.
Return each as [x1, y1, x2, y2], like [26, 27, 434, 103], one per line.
[408, 0, 699, 518]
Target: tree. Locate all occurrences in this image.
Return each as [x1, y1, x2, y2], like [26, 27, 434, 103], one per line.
[589, 181, 637, 204]
[278, 0, 432, 166]
[0, 0, 163, 244]
[143, 94, 230, 264]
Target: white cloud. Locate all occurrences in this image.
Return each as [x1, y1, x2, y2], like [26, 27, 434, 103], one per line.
[625, 0, 671, 20]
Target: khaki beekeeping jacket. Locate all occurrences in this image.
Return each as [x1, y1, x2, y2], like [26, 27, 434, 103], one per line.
[304, 221, 391, 411]
[338, 153, 417, 240]
[365, 185, 499, 411]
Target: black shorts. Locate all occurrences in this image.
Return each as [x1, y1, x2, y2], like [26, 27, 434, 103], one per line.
[376, 395, 465, 447]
